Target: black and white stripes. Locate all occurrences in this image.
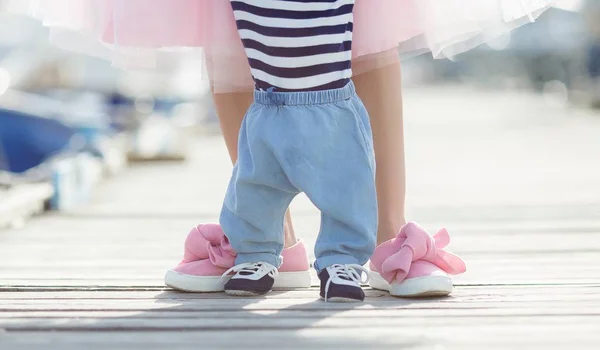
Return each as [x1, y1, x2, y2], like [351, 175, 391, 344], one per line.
[230, 0, 355, 92]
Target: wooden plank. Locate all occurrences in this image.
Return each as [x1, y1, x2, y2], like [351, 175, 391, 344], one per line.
[0, 328, 598, 350]
[3, 308, 599, 319]
[2, 315, 599, 330]
[2, 230, 599, 261]
[4, 215, 600, 239]
[5, 278, 599, 288]
[1, 234, 599, 264]
[1, 284, 599, 300]
[4, 293, 600, 303]
[1, 255, 598, 286]
[6, 215, 600, 237]
[2, 299, 599, 313]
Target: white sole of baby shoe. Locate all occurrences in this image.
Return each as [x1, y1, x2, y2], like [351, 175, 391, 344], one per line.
[165, 269, 312, 292]
[322, 297, 364, 303]
[224, 289, 271, 297]
[369, 271, 453, 297]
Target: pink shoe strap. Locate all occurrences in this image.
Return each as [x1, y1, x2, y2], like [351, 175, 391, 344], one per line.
[376, 222, 466, 284]
[183, 224, 236, 269]
[207, 235, 236, 269]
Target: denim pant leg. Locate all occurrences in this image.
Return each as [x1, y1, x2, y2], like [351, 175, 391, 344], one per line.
[220, 105, 298, 268]
[272, 97, 378, 272]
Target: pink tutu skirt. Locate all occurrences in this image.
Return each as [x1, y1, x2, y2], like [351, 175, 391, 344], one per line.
[5, 0, 555, 92]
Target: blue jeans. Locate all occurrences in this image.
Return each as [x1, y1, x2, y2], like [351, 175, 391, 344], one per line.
[220, 82, 377, 272]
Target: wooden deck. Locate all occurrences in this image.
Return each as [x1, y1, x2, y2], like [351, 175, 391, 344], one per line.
[1, 87, 600, 349]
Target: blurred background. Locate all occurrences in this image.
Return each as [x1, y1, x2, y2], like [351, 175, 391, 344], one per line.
[0, 0, 599, 228]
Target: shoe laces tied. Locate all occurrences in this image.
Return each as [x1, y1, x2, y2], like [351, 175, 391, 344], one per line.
[324, 264, 369, 302]
[219, 262, 279, 282]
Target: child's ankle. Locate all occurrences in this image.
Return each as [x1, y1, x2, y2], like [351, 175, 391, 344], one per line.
[283, 223, 297, 248]
[377, 218, 407, 245]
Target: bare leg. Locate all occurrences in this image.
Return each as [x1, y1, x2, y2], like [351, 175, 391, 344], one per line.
[353, 60, 407, 244]
[212, 91, 298, 248]
[212, 60, 407, 247]
[212, 91, 252, 163]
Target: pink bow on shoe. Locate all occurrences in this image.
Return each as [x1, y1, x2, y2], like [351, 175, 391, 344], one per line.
[371, 222, 466, 284]
[181, 223, 236, 269]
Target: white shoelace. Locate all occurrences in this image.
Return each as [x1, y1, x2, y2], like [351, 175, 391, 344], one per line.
[220, 262, 279, 282]
[324, 264, 370, 302]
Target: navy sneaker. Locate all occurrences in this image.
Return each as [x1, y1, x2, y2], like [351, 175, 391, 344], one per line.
[223, 262, 278, 296]
[318, 264, 369, 302]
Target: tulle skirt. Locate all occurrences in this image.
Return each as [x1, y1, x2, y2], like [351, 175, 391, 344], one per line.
[4, 0, 555, 92]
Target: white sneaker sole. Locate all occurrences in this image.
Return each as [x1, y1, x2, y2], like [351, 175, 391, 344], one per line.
[321, 296, 363, 303]
[369, 271, 453, 298]
[225, 289, 270, 297]
[165, 270, 311, 292]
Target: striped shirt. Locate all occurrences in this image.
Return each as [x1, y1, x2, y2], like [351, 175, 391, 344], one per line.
[230, 0, 355, 92]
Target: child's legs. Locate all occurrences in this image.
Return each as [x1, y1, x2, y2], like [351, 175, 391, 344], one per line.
[212, 91, 298, 248]
[267, 86, 377, 271]
[213, 60, 406, 248]
[219, 107, 298, 267]
[353, 60, 406, 244]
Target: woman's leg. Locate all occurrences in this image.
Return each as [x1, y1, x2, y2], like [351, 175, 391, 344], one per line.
[212, 60, 406, 247]
[353, 60, 407, 244]
[212, 91, 298, 248]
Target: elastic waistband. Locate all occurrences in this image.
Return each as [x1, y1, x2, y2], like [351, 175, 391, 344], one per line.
[254, 81, 356, 106]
